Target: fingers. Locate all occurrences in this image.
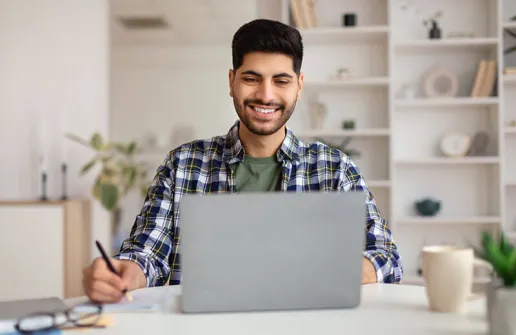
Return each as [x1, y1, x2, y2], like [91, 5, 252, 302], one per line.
[82, 257, 128, 303]
[88, 280, 124, 303]
[91, 258, 127, 291]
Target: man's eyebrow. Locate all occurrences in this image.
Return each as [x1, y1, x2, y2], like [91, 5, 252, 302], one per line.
[241, 70, 293, 79]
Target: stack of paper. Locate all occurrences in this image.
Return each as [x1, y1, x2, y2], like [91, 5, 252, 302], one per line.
[99, 286, 174, 313]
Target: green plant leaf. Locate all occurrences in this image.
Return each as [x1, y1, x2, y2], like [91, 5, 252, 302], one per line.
[127, 142, 137, 155]
[508, 248, 516, 273]
[80, 159, 97, 175]
[500, 232, 515, 257]
[100, 182, 119, 212]
[65, 133, 91, 147]
[485, 235, 510, 279]
[90, 133, 104, 151]
[127, 167, 137, 187]
[92, 177, 101, 200]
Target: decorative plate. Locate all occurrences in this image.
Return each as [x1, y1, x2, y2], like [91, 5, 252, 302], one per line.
[440, 133, 471, 157]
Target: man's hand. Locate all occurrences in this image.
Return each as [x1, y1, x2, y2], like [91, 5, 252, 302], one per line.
[83, 258, 147, 303]
[361, 258, 378, 284]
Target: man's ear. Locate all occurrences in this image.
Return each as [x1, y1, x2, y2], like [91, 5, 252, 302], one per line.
[297, 72, 304, 100]
[228, 69, 235, 97]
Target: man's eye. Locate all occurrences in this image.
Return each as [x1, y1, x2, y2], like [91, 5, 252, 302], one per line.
[276, 80, 289, 85]
[244, 77, 257, 83]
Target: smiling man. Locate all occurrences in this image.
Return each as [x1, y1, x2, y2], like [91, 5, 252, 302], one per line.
[82, 19, 403, 303]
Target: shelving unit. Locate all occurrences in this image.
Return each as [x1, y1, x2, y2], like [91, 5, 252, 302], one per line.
[395, 97, 499, 107]
[394, 37, 499, 49]
[268, 0, 515, 284]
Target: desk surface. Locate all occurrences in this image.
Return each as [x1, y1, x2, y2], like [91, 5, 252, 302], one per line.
[65, 284, 487, 334]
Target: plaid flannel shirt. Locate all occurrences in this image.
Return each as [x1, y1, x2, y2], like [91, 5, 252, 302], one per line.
[115, 121, 403, 286]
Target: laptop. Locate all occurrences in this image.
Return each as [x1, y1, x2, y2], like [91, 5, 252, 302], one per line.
[179, 191, 366, 313]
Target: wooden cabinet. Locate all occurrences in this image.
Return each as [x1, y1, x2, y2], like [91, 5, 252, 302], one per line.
[0, 200, 91, 301]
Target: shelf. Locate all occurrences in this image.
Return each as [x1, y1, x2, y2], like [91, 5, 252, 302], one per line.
[299, 26, 389, 43]
[506, 182, 516, 187]
[298, 128, 390, 138]
[502, 21, 516, 29]
[505, 76, 516, 85]
[304, 77, 389, 88]
[395, 157, 500, 165]
[367, 180, 391, 188]
[395, 37, 498, 50]
[505, 127, 516, 134]
[398, 216, 501, 225]
[395, 97, 499, 108]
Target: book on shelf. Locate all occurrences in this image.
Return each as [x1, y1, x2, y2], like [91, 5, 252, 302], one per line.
[289, 0, 318, 29]
[470, 59, 497, 97]
[504, 67, 516, 75]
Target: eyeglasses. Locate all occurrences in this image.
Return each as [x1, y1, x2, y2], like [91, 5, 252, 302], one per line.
[15, 304, 105, 334]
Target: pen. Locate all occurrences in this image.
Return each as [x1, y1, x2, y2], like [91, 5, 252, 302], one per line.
[95, 240, 133, 301]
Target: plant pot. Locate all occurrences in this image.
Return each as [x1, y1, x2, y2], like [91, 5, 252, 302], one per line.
[487, 280, 516, 335]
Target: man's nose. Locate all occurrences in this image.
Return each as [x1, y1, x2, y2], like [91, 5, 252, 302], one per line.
[255, 81, 275, 104]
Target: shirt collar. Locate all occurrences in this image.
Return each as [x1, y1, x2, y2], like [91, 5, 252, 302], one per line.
[223, 120, 300, 164]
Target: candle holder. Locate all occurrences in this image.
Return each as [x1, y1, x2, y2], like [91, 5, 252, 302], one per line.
[61, 163, 68, 200]
[40, 172, 48, 201]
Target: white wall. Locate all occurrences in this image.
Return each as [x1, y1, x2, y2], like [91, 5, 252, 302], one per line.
[0, 0, 111, 257]
[111, 43, 242, 234]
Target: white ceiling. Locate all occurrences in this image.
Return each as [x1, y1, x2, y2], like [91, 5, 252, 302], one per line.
[109, 0, 261, 45]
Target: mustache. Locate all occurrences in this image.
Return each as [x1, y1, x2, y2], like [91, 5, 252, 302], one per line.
[244, 99, 284, 109]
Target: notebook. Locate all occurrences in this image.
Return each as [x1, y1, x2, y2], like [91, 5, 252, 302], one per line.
[0, 297, 67, 334]
[0, 297, 67, 321]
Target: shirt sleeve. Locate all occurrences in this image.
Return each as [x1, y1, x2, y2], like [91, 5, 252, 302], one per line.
[339, 156, 403, 284]
[113, 154, 175, 287]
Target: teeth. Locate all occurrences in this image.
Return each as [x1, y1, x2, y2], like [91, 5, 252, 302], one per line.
[253, 107, 276, 114]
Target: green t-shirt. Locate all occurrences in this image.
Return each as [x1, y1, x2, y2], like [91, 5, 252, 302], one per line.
[235, 155, 282, 192]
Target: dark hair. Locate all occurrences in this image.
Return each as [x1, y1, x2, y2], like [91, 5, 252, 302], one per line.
[231, 19, 303, 76]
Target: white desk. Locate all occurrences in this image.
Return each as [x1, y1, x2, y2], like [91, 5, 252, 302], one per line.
[64, 284, 488, 334]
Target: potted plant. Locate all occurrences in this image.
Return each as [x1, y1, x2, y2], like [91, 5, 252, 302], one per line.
[66, 132, 152, 252]
[476, 231, 516, 335]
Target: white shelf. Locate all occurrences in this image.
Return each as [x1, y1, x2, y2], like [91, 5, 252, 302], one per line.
[395, 97, 499, 108]
[367, 180, 391, 188]
[304, 77, 389, 88]
[297, 128, 390, 138]
[398, 216, 501, 225]
[395, 157, 500, 165]
[394, 37, 498, 50]
[506, 182, 516, 187]
[502, 21, 516, 29]
[299, 26, 389, 43]
[504, 76, 516, 84]
[505, 127, 516, 134]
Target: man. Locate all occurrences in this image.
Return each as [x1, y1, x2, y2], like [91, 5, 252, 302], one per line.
[82, 19, 403, 303]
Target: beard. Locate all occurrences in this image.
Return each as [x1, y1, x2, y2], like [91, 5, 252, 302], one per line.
[232, 95, 297, 136]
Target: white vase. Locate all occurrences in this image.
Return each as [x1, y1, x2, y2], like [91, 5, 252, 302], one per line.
[498, 287, 516, 335]
[488, 283, 516, 335]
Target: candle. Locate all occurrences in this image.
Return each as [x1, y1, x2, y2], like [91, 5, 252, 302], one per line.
[39, 110, 48, 172]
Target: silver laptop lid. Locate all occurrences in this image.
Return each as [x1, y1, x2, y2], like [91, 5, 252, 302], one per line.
[180, 191, 366, 313]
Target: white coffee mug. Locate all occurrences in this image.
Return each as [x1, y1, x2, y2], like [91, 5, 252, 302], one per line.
[422, 245, 493, 313]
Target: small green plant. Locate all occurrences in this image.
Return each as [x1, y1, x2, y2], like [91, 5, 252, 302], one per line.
[477, 231, 516, 287]
[66, 132, 152, 212]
